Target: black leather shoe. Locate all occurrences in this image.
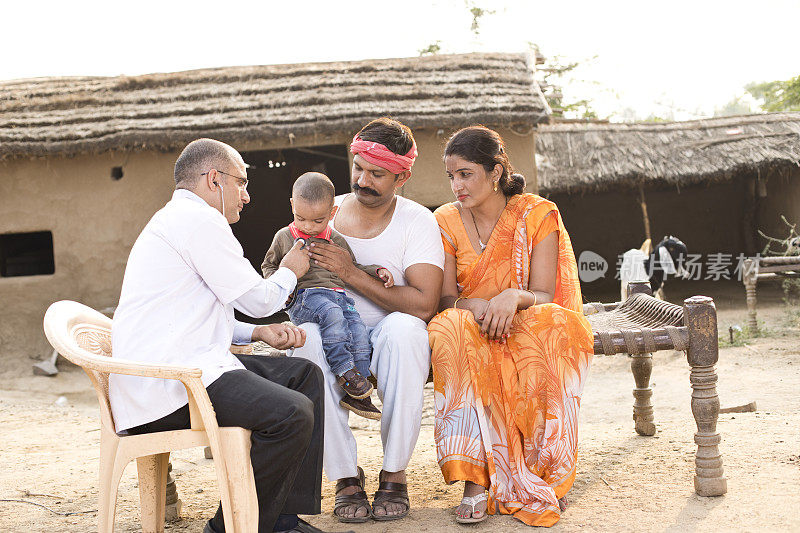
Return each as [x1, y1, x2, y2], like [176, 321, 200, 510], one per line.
[206, 515, 352, 533]
[281, 517, 355, 533]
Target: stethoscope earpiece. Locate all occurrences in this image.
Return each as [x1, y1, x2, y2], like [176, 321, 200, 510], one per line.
[214, 181, 225, 218]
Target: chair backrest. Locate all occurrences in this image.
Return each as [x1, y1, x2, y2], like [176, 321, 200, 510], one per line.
[43, 300, 117, 432]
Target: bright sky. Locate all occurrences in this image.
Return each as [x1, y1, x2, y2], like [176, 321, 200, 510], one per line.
[5, 0, 798, 121]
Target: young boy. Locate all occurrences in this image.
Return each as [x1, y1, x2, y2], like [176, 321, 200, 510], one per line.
[262, 172, 392, 420]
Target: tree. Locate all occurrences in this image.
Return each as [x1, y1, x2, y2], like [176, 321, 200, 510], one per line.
[713, 96, 753, 117]
[418, 41, 442, 56]
[419, 1, 494, 56]
[466, 2, 495, 35]
[642, 114, 672, 122]
[745, 76, 800, 112]
[417, 3, 603, 119]
[531, 43, 599, 119]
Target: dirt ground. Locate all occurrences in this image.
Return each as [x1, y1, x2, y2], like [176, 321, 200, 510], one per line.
[2, 281, 799, 532]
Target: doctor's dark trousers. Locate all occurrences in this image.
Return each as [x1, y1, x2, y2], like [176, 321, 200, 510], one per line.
[128, 355, 324, 532]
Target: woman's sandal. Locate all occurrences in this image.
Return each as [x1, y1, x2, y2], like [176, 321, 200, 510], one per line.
[333, 466, 372, 523]
[372, 470, 410, 521]
[455, 492, 488, 524]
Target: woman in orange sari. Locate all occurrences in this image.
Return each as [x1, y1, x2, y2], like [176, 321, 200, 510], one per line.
[428, 126, 594, 527]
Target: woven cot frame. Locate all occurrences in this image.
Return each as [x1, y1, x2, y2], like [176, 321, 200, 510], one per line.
[583, 281, 726, 496]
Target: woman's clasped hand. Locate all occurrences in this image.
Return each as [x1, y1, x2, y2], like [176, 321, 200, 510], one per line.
[469, 289, 523, 341]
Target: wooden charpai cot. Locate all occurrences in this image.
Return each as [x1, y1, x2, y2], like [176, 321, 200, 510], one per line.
[584, 281, 727, 497]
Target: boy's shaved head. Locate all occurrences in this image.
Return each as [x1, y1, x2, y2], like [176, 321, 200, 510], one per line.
[292, 172, 336, 205]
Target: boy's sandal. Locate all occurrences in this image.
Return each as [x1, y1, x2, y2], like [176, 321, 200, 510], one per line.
[339, 395, 381, 420]
[336, 369, 374, 399]
[455, 492, 488, 524]
[372, 471, 410, 521]
[333, 466, 372, 523]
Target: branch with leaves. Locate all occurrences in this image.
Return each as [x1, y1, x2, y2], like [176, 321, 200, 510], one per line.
[758, 215, 800, 256]
[529, 43, 599, 119]
[746, 76, 800, 112]
[466, 2, 495, 35]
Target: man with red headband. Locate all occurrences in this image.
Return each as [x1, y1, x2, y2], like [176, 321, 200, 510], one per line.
[290, 117, 444, 522]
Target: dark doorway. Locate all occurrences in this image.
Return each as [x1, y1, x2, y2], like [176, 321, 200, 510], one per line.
[233, 144, 350, 324]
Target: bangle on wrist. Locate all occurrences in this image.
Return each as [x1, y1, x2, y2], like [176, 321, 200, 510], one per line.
[454, 296, 463, 309]
[526, 289, 537, 306]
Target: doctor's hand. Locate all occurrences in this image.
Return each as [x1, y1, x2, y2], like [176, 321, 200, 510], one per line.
[253, 323, 306, 350]
[280, 240, 310, 280]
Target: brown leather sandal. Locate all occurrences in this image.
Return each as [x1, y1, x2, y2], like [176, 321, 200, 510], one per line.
[333, 466, 372, 523]
[372, 470, 410, 521]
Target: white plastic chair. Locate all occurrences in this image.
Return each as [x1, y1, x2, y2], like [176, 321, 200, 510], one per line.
[43, 300, 258, 533]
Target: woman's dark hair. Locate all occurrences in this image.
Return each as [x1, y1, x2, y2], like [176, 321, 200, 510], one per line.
[356, 117, 415, 156]
[444, 126, 525, 196]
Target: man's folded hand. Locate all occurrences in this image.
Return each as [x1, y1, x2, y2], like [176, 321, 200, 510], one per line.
[253, 323, 306, 350]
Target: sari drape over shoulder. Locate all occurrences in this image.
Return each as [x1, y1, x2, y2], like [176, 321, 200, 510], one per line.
[428, 193, 593, 527]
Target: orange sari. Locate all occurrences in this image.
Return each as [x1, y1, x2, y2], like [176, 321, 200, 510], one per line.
[428, 193, 593, 527]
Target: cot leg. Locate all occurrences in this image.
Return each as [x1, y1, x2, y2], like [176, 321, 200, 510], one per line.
[743, 258, 758, 334]
[625, 281, 657, 436]
[684, 296, 727, 496]
[631, 353, 656, 436]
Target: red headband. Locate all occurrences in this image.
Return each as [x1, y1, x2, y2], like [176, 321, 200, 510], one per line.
[349, 135, 418, 175]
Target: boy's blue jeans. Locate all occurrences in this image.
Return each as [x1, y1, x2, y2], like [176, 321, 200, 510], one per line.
[288, 288, 372, 377]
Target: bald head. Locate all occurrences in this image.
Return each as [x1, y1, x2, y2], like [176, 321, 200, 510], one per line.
[292, 172, 335, 205]
[174, 138, 242, 189]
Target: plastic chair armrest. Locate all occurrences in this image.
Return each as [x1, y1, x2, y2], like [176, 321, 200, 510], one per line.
[91, 358, 214, 431]
[79, 357, 203, 380]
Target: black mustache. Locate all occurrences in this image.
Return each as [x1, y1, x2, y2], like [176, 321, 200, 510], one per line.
[352, 183, 380, 196]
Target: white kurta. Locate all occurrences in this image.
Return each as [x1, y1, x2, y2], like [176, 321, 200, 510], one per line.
[111, 189, 296, 431]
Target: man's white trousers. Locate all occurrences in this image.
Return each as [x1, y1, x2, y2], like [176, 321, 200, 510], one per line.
[289, 311, 430, 481]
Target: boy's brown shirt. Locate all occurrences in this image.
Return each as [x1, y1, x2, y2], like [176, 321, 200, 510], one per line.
[261, 226, 382, 290]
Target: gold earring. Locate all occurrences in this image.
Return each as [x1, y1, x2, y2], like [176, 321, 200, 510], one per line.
[493, 181, 498, 192]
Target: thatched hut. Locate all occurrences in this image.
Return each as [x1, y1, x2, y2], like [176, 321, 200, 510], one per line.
[536, 113, 800, 292]
[0, 52, 549, 363]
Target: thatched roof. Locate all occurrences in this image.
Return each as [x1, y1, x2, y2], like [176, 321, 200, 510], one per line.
[0, 53, 548, 161]
[536, 113, 800, 194]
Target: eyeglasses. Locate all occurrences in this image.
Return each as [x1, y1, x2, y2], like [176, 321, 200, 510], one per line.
[201, 169, 249, 190]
